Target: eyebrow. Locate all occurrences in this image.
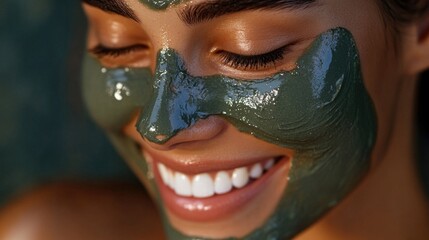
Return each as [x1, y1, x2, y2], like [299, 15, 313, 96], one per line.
[82, 0, 140, 22]
[180, 0, 318, 25]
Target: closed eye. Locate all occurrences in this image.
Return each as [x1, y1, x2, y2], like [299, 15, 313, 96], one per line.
[89, 44, 148, 58]
[216, 44, 291, 71]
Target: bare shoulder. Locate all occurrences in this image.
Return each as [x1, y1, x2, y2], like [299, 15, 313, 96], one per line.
[0, 182, 165, 240]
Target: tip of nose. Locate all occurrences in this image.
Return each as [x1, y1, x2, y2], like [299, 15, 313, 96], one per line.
[141, 130, 173, 144]
[155, 134, 168, 141]
[142, 132, 172, 147]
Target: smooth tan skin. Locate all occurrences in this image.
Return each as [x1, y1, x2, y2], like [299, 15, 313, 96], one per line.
[1, 0, 429, 239]
[0, 183, 165, 240]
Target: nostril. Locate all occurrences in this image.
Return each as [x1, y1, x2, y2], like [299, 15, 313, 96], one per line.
[167, 116, 227, 146]
[156, 135, 168, 141]
[143, 116, 228, 150]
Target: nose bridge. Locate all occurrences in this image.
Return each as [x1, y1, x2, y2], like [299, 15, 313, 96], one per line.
[136, 49, 204, 144]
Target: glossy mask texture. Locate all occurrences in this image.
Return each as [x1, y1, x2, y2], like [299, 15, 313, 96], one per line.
[138, 0, 183, 10]
[82, 28, 377, 239]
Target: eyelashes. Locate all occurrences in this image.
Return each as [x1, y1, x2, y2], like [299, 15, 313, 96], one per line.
[89, 44, 148, 58]
[89, 44, 290, 71]
[217, 46, 288, 70]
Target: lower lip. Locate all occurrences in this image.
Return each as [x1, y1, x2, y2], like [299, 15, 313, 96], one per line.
[154, 157, 289, 222]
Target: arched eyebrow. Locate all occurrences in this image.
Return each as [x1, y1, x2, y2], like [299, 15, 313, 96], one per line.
[179, 0, 318, 25]
[81, 0, 317, 25]
[82, 0, 140, 22]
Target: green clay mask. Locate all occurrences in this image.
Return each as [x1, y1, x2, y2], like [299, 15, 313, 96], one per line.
[82, 28, 376, 239]
[138, 0, 183, 10]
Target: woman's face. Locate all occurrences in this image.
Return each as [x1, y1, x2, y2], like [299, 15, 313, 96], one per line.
[82, 0, 405, 238]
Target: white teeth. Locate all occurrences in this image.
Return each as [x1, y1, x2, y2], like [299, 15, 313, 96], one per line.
[192, 174, 215, 198]
[264, 158, 275, 170]
[158, 163, 169, 185]
[157, 159, 277, 198]
[250, 163, 263, 179]
[214, 171, 232, 194]
[167, 169, 175, 189]
[232, 167, 249, 189]
[174, 172, 192, 197]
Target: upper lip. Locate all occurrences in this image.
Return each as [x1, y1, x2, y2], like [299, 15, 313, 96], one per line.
[144, 149, 285, 175]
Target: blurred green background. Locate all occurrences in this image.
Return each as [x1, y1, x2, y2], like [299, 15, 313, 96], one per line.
[0, 0, 428, 207]
[0, 0, 135, 206]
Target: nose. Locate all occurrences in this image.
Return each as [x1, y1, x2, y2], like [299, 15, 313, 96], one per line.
[136, 48, 222, 147]
[142, 116, 227, 150]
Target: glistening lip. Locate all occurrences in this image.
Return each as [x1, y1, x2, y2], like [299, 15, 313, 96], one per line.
[148, 153, 290, 222]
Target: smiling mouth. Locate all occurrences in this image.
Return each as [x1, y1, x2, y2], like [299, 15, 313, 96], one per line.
[157, 158, 280, 198]
[145, 151, 291, 222]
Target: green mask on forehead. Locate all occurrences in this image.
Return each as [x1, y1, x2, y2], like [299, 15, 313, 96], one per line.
[82, 28, 376, 239]
[139, 0, 183, 10]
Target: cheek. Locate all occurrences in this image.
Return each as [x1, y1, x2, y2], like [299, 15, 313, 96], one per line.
[357, 32, 402, 162]
[328, 0, 403, 163]
[326, 0, 399, 107]
[81, 55, 153, 132]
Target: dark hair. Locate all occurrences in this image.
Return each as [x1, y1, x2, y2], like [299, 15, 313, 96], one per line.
[391, 1, 429, 195]
[381, 0, 428, 22]
[379, 0, 429, 32]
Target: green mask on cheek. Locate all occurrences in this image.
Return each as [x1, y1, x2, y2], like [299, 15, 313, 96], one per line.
[82, 28, 377, 239]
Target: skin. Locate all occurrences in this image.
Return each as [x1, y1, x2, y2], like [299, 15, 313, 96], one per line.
[82, 28, 377, 238]
[1, 0, 429, 239]
[81, 0, 429, 239]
